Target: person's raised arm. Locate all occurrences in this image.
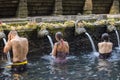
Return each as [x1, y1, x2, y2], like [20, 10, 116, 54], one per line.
[3, 33, 12, 53]
[3, 40, 12, 53]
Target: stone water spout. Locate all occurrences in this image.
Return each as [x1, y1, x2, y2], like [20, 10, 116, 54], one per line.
[0, 31, 6, 39]
[107, 24, 116, 32]
[107, 25, 120, 47]
[38, 29, 55, 61]
[75, 20, 98, 56]
[38, 29, 54, 50]
[75, 20, 86, 35]
[38, 29, 49, 37]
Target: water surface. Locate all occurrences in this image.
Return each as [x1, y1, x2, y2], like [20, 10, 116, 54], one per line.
[1, 48, 120, 80]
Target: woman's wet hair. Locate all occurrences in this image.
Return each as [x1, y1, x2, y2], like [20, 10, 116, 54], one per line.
[101, 33, 109, 42]
[55, 32, 63, 40]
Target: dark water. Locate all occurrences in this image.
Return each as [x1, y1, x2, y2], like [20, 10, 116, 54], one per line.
[1, 48, 120, 80]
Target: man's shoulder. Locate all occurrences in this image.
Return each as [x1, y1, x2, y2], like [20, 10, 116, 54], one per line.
[98, 42, 103, 45]
[21, 37, 28, 41]
[108, 42, 113, 45]
[64, 41, 68, 44]
[11, 39, 18, 42]
[12, 37, 28, 42]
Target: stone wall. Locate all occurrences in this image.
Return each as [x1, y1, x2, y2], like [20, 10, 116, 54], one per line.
[26, 27, 119, 55]
[0, 0, 120, 18]
[62, 0, 85, 15]
[0, 22, 119, 57]
[1, 25, 119, 55]
[27, 0, 55, 16]
[0, 0, 19, 18]
[28, 26, 119, 54]
[92, 0, 113, 14]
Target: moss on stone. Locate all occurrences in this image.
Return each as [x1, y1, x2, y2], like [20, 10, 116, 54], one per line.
[0, 19, 119, 39]
[48, 27, 66, 35]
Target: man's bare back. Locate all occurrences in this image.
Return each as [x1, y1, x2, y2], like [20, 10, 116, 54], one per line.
[4, 31, 28, 62]
[98, 42, 113, 54]
[11, 37, 28, 62]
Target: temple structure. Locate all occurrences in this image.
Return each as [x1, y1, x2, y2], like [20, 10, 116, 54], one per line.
[0, 0, 119, 18]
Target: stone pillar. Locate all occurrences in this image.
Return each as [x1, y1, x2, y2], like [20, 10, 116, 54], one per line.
[53, 0, 63, 15]
[16, 0, 28, 18]
[83, 0, 93, 14]
[109, 0, 119, 14]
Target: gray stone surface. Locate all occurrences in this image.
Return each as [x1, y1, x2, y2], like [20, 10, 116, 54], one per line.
[0, 14, 120, 23]
[110, 0, 119, 14]
[16, 0, 28, 18]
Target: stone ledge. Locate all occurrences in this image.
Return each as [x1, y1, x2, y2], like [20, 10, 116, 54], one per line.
[107, 14, 120, 18]
[0, 14, 120, 23]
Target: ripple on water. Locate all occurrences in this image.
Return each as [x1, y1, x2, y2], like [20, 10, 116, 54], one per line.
[1, 48, 120, 80]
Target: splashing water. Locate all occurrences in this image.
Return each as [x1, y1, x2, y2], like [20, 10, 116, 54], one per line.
[85, 32, 99, 57]
[41, 35, 54, 62]
[114, 29, 120, 47]
[47, 35, 54, 51]
[2, 38, 12, 65]
[85, 32, 96, 52]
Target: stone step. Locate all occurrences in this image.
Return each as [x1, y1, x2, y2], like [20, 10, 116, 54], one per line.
[0, 0, 118, 18]
[28, 0, 54, 16]
[28, 3, 53, 6]
[0, 0, 18, 18]
[63, 7, 83, 11]
[27, 0, 54, 3]
[63, 4, 84, 7]
[0, 0, 18, 2]
[63, 0, 85, 15]
[92, 0, 113, 14]
[92, 0, 113, 3]
[93, 4, 112, 7]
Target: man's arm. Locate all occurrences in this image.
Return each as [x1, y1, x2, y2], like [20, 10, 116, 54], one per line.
[3, 40, 12, 53]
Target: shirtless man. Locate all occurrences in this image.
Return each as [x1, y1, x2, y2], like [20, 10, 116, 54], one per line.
[98, 33, 113, 59]
[4, 30, 28, 73]
[52, 32, 69, 64]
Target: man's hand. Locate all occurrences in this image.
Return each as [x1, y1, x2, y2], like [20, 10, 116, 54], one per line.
[8, 33, 11, 41]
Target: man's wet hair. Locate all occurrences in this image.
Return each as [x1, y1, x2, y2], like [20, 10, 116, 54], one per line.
[55, 32, 63, 40]
[101, 33, 110, 42]
[9, 30, 18, 36]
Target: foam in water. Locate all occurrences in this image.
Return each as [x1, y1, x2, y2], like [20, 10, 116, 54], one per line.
[93, 52, 99, 57]
[41, 55, 55, 62]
